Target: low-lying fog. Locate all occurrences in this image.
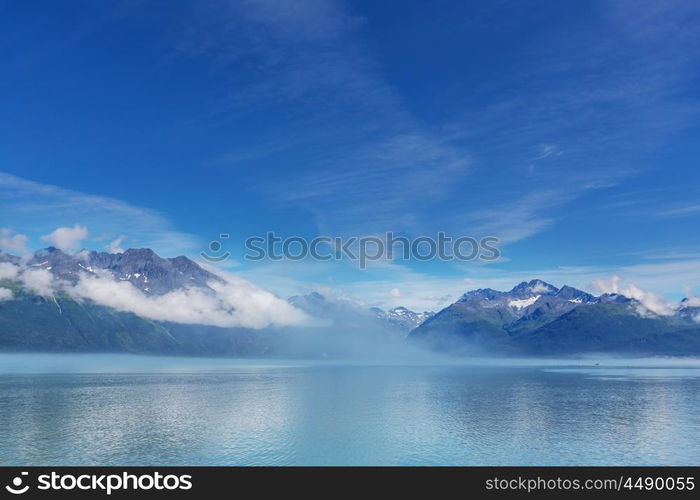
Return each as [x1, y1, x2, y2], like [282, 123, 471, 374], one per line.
[1, 352, 699, 374]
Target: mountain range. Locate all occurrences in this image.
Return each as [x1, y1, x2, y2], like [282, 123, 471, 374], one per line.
[1, 249, 699, 357]
[0, 247, 430, 357]
[408, 279, 700, 355]
[22, 246, 221, 293]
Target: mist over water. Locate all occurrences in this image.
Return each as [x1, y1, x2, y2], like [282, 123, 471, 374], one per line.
[2, 353, 700, 373]
[1, 354, 699, 465]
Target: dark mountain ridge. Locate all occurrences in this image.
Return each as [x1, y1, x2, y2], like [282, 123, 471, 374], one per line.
[409, 280, 700, 356]
[1, 249, 699, 357]
[0, 248, 431, 357]
[26, 247, 220, 294]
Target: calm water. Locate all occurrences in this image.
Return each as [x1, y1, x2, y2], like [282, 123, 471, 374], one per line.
[0, 354, 699, 465]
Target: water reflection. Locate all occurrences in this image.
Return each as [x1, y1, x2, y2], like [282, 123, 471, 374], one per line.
[0, 358, 698, 465]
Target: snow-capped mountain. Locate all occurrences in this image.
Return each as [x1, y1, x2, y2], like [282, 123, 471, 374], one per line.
[452, 279, 598, 332]
[2, 250, 700, 357]
[409, 279, 700, 355]
[289, 292, 432, 333]
[25, 247, 220, 294]
[373, 306, 434, 331]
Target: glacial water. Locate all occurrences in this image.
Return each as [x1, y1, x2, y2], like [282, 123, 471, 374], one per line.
[0, 354, 698, 465]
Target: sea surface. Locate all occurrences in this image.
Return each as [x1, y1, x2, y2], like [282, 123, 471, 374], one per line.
[0, 354, 699, 465]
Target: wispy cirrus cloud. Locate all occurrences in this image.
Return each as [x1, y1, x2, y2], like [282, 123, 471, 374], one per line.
[434, 0, 700, 242]
[281, 134, 472, 234]
[598, 187, 700, 220]
[467, 190, 575, 244]
[176, 0, 474, 236]
[178, 0, 700, 246]
[657, 204, 700, 219]
[0, 172, 200, 255]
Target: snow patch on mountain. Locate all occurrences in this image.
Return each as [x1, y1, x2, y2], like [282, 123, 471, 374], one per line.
[509, 296, 540, 309]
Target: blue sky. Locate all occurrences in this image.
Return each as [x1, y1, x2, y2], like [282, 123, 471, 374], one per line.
[1, 0, 700, 310]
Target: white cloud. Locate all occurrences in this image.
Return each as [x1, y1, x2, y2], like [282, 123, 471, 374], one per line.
[68, 271, 309, 329]
[530, 282, 552, 294]
[41, 224, 89, 252]
[0, 288, 12, 301]
[592, 275, 675, 316]
[1, 261, 57, 297]
[0, 228, 29, 254]
[684, 297, 700, 307]
[106, 236, 126, 254]
[19, 268, 56, 296]
[0, 246, 309, 328]
[389, 287, 401, 297]
[682, 297, 700, 323]
[0, 262, 19, 281]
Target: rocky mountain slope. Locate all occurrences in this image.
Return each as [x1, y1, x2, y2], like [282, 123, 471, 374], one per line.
[2, 249, 700, 357]
[408, 280, 700, 355]
[0, 248, 430, 357]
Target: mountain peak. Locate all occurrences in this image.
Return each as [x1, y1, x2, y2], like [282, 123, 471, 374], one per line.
[308, 291, 326, 301]
[35, 246, 66, 257]
[17, 246, 220, 295]
[122, 248, 157, 258]
[459, 288, 502, 302]
[87, 248, 218, 294]
[556, 285, 596, 302]
[287, 292, 330, 316]
[597, 293, 634, 304]
[510, 279, 558, 296]
[379, 306, 434, 331]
